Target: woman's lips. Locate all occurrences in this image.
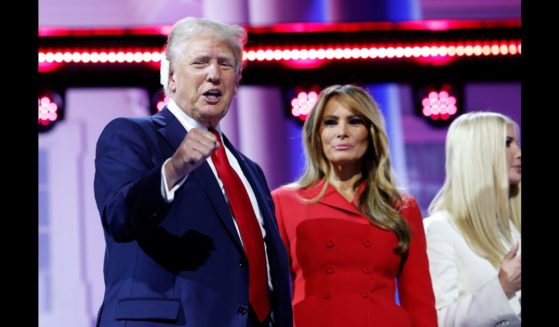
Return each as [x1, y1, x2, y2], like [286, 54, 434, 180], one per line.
[333, 144, 353, 150]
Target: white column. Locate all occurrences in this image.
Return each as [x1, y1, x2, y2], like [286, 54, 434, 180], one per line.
[237, 0, 318, 189]
[39, 124, 89, 327]
[248, 0, 316, 25]
[203, 0, 249, 24]
[236, 86, 291, 189]
[39, 88, 149, 327]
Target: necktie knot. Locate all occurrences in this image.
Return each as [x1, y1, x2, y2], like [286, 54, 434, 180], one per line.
[208, 127, 222, 146]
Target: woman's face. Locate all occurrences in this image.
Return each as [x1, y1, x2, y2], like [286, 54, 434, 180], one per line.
[319, 98, 370, 173]
[506, 125, 521, 185]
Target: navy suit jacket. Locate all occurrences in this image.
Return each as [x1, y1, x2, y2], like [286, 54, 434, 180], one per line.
[94, 108, 293, 327]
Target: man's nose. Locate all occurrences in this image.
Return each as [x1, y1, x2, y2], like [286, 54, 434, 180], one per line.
[206, 63, 221, 82]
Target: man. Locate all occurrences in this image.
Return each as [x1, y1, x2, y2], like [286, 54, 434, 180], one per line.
[94, 17, 293, 327]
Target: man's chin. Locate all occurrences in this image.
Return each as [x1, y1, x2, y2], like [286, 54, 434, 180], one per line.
[198, 108, 227, 126]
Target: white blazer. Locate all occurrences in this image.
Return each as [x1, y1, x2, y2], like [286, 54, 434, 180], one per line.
[424, 211, 521, 327]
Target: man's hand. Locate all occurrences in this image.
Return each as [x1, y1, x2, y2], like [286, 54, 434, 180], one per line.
[164, 128, 219, 187]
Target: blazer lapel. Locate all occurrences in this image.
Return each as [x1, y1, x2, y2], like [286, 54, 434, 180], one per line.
[154, 108, 185, 151]
[192, 163, 244, 252]
[305, 179, 363, 217]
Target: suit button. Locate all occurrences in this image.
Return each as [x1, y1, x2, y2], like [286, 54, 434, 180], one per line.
[323, 291, 332, 300]
[362, 265, 372, 274]
[361, 290, 370, 298]
[236, 305, 248, 315]
[239, 258, 247, 268]
[325, 240, 335, 248]
[362, 239, 372, 247]
[325, 265, 335, 274]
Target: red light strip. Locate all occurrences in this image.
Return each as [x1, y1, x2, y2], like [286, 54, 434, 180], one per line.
[38, 50, 163, 64]
[38, 40, 520, 70]
[245, 41, 520, 61]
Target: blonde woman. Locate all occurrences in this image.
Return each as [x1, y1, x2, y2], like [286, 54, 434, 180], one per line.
[272, 84, 437, 327]
[424, 111, 521, 327]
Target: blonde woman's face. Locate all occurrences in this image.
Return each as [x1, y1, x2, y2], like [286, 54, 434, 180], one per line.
[506, 126, 521, 185]
[319, 98, 369, 172]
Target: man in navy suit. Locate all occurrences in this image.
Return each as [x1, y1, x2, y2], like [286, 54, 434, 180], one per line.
[94, 17, 293, 327]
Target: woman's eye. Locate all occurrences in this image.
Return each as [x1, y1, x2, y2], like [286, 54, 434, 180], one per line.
[323, 119, 337, 126]
[349, 117, 364, 125]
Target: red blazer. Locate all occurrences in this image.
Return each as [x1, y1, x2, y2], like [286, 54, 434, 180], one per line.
[272, 180, 437, 327]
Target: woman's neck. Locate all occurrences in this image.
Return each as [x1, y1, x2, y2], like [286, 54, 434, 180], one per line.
[328, 164, 362, 202]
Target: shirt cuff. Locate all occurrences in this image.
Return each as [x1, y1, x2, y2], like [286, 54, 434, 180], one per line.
[161, 157, 188, 203]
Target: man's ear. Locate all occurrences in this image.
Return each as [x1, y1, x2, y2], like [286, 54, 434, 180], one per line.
[169, 70, 177, 92]
[235, 75, 242, 93]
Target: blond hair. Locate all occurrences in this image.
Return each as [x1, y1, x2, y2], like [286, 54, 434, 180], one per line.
[291, 84, 411, 253]
[429, 111, 521, 267]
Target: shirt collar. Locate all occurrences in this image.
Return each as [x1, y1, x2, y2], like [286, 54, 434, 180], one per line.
[166, 98, 222, 134]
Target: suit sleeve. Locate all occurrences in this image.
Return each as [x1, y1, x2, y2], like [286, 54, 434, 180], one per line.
[94, 118, 170, 242]
[425, 216, 520, 327]
[397, 196, 438, 327]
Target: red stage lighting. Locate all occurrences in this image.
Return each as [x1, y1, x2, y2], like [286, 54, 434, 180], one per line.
[38, 91, 64, 133]
[289, 87, 320, 122]
[415, 84, 462, 127]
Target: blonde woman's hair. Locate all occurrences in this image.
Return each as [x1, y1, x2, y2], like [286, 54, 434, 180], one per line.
[428, 111, 521, 267]
[290, 84, 411, 253]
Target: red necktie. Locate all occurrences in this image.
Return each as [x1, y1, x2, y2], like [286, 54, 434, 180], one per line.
[208, 128, 270, 322]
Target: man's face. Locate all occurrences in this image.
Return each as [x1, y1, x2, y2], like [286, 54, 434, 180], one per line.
[169, 33, 240, 127]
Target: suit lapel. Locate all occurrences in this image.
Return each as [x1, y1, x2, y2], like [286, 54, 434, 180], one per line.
[154, 108, 244, 252]
[304, 179, 363, 217]
[192, 163, 244, 252]
[154, 108, 184, 151]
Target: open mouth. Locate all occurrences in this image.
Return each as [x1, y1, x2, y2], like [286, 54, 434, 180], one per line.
[203, 89, 223, 102]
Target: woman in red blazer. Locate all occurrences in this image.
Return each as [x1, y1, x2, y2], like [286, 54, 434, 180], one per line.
[272, 84, 437, 327]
